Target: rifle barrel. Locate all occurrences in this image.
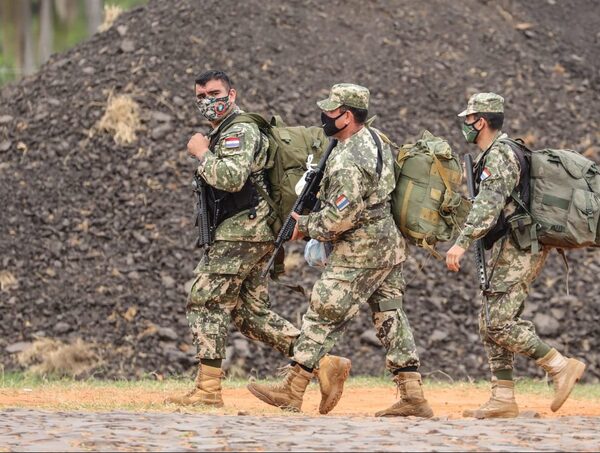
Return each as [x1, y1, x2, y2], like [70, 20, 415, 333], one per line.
[464, 154, 490, 326]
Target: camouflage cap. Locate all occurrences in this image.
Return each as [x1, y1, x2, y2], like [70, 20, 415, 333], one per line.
[317, 83, 370, 111]
[458, 92, 504, 117]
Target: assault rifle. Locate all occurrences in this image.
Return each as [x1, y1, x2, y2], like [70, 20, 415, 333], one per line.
[464, 154, 490, 326]
[262, 138, 338, 278]
[193, 171, 214, 265]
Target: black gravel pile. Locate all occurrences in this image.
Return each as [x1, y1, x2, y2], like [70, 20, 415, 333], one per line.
[1, 0, 599, 382]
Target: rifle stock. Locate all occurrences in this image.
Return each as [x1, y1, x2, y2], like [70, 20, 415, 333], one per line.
[464, 154, 490, 326]
[262, 138, 338, 278]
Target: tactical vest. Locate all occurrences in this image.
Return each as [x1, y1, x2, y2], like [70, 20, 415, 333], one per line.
[474, 138, 530, 249]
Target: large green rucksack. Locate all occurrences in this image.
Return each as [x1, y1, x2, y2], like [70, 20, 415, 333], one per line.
[228, 112, 329, 233]
[389, 130, 470, 257]
[502, 139, 600, 252]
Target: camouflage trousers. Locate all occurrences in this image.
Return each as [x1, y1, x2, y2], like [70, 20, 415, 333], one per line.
[187, 240, 300, 360]
[480, 237, 550, 373]
[292, 263, 420, 371]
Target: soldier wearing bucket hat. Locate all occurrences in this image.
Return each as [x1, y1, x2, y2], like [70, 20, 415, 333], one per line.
[248, 83, 433, 418]
[447, 92, 586, 418]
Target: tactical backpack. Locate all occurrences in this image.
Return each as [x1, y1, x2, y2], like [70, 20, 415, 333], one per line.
[501, 139, 600, 253]
[388, 130, 470, 258]
[226, 112, 330, 233]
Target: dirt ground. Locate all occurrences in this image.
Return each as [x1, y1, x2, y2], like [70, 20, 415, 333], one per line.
[2, 385, 600, 418]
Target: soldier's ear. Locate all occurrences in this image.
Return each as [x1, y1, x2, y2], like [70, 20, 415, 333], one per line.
[478, 116, 487, 130]
[229, 88, 237, 103]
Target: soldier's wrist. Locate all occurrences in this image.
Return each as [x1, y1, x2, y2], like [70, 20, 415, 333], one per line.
[455, 234, 473, 250]
[296, 215, 310, 236]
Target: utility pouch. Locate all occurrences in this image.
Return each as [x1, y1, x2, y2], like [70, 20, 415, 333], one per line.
[508, 212, 534, 251]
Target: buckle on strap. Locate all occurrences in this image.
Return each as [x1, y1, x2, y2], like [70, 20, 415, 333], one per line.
[369, 298, 403, 312]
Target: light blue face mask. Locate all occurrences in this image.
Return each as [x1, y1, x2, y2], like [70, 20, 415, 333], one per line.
[303, 239, 333, 268]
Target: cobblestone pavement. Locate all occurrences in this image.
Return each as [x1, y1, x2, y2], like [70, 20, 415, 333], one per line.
[1, 409, 599, 451]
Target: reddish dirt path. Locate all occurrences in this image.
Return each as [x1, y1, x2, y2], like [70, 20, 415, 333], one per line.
[2, 385, 599, 417]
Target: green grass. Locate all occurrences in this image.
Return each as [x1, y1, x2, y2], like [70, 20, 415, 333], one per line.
[2, 371, 600, 401]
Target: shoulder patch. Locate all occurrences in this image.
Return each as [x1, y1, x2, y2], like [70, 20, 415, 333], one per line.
[223, 137, 241, 149]
[335, 194, 350, 211]
[480, 167, 492, 181]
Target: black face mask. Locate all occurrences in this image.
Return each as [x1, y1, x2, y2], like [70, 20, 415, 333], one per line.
[321, 111, 348, 137]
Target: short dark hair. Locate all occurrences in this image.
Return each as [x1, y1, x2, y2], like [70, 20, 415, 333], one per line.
[195, 70, 233, 90]
[477, 112, 504, 131]
[340, 105, 368, 124]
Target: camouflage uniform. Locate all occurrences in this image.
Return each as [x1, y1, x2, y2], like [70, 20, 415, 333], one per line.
[455, 93, 549, 374]
[294, 84, 420, 371]
[188, 107, 300, 360]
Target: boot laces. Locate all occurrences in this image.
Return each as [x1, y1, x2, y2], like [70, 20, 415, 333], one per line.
[394, 380, 409, 402]
[277, 364, 293, 377]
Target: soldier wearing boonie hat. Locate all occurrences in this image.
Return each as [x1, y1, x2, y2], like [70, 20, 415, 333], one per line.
[248, 82, 434, 419]
[447, 92, 586, 419]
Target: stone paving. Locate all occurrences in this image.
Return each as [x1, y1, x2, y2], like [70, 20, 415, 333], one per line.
[1, 409, 599, 451]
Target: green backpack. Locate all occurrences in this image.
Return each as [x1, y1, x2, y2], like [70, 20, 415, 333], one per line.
[389, 130, 470, 258]
[228, 112, 329, 233]
[502, 139, 600, 252]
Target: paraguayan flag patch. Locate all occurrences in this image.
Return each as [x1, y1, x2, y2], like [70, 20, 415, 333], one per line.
[335, 194, 350, 211]
[224, 137, 241, 149]
[480, 167, 492, 181]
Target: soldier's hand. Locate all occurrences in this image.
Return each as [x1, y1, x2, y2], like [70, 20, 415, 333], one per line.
[187, 133, 210, 160]
[290, 212, 304, 240]
[446, 244, 466, 272]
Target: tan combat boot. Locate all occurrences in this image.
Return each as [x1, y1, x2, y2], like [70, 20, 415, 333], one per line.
[375, 372, 434, 418]
[536, 348, 586, 412]
[164, 364, 224, 407]
[463, 380, 518, 418]
[247, 364, 313, 412]
[315, 355, 352, 414]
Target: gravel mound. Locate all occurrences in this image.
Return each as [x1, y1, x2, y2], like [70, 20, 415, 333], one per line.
[1, 0, 599, 381]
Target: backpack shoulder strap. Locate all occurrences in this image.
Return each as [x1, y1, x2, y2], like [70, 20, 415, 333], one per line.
[208, 112, 241, 149]
[231, 112, 271, 132]
[367, 128, 383, 177]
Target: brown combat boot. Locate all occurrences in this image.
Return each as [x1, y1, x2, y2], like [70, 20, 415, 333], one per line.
[164, 364, 224, 407]
[315, 355, 352, 414]
[375, 372, 434, 418]
[536, 348, 586, 412]
[463, 380, 518, 418]
[247, 364, 313, 412]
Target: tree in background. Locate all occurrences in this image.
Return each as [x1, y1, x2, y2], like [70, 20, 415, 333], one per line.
[0, 0, 146, 85]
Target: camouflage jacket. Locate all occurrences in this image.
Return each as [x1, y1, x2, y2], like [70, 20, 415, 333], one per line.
[196, 108, 274, 242]
[455, 131, 520, 249]
[297, 126, 405, 268]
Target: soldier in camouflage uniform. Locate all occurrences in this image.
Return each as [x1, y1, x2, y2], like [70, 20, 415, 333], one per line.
[248, 84, 433, 417]
[446, 92, 586, 418]
[165, 71, 350, 409]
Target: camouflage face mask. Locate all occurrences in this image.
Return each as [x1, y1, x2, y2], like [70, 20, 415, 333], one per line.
[461, 118, 481, 143]
[196, 94, 231, 121]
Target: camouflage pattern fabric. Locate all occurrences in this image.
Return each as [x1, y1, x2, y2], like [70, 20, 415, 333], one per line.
[196, 108, 274, 242]
[187, 240, 300, 359]
[317, 83, 370, 111]
[455, 132, 519, 250]
[292, 264, 420, 370]
[297, 126, 405, 268]
[294, 123, 420, 370]
[458, 92, 505, 117]
[480, 237, 551, 372]
[453, 129, 551, 373]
